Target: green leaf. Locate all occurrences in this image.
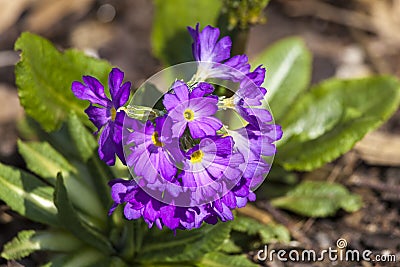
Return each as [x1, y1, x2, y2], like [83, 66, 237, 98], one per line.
[271, 181, 363, 217]
[232, 216, 290, 244]
[218, 239, 242, 254]
[252, 37, 312, 121]
[1, 230, 83, 260]
[67, 112, 97, 162]
[86, 156, 114, 208]
[152, 0, 222, 65]
[1, 230, 36, 260]
[19, 116, 80, 159]
[277, 76, 400, 171]
[18, 140, 75, 183]
[14, 32, 112, 131]
[138, 223, 231, 263]
[18, 140, 105, 223]
[197, 252, 258, 267]
[18, 118, 110, 213]
[53, 174, 114, 254]
[0, 163, 58, 226]
[44, 247, 109, 267]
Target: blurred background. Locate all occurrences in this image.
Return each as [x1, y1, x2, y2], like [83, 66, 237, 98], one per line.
[0, 0, 399, 266]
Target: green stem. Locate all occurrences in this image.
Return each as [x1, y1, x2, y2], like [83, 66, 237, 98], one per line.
[135, 220, 145, 253]
[121, 221, 135, 262]
[230, 28, 249, 56]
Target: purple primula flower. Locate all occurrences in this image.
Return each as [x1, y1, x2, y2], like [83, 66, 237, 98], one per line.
[109, 179, 210, 230]
[72, 68, 131, 165]
[163, 80, 222, 138]
[229, 122, 283, 189]
[126, 115, 177, 184]
[107, 23, 283, 231]
[109, 176, 257, 230]
[179, 136, 243, 205]
[188, 23, 250, 82]
[233, 65, 273, 125]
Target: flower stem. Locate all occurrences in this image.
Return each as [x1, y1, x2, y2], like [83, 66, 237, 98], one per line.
[230, 28, 249, 56]
[121, 221, 135, 261]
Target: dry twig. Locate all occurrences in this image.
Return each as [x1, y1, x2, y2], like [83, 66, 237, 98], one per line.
[349, 174, 400, 195]
[236, 204, 273, 224]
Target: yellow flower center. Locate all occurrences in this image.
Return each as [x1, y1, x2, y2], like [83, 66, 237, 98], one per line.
[222, 97, 235, 108]
[190, 150, 204, 163]
[151, 131, 164, 147]
[183, 109, 195, 121]
[110, 107, 117, 121]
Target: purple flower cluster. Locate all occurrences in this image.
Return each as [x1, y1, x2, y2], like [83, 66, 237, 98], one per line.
[72, 24, 282, 231]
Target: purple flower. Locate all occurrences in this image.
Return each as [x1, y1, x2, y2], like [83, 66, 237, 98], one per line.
[179, 136, 243, 205]
[107, 23, 283, 231]
[229, 122, 283, 189]
[72, 68, 131, 165]
[110, 132, 264, 230]
[188, 23, 250, 81]
[109, 179, 210, 230]
[126, 115, 177, 184]
[163, 81, 222, 138]
[188, 24, 272, 125]
[109, 176, 257, 230]
[233, 65, 273, 125]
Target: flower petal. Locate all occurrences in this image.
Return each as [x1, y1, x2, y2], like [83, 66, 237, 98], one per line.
[85, 105, 109, 132]
[190, 82, 214, 98]
[72, 77, 109, 106]
[189, 117, 222, 138]
[109, 68, 131, 108]
[124, 203, 142, 220]
[171, 80, 189, 102]
[163, 93, 179, 112]
[98, 123, 116, 165]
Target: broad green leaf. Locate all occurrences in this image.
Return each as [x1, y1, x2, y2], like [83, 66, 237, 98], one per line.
[18, 140, 105, 223]
[18, 116, 105, 192]
[277, 76, 400, 171]
[18, 116, 80, 159]
[197, 252, 258, 267]
[18, 140, 75, 182]
[0, 163, 58, 226]
[152, 0, 222, 65]
[271, 181, 363, 217]
[1, 230, 83, 260]
[86, 156, 114, 208]
[44, 247, 109, 267]
[15, 32, 112, 131]
[67, 112, 97, 162]
[232, 216, 290, 244]
[218, 239, 242, 254]
[53, 174, 114, 254]
[138, 223, 231, 263]
[252, 37, 312, 121]
[18, 117, 110, 212]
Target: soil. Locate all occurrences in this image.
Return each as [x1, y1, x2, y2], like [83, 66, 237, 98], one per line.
[0, 1, 399, 266]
